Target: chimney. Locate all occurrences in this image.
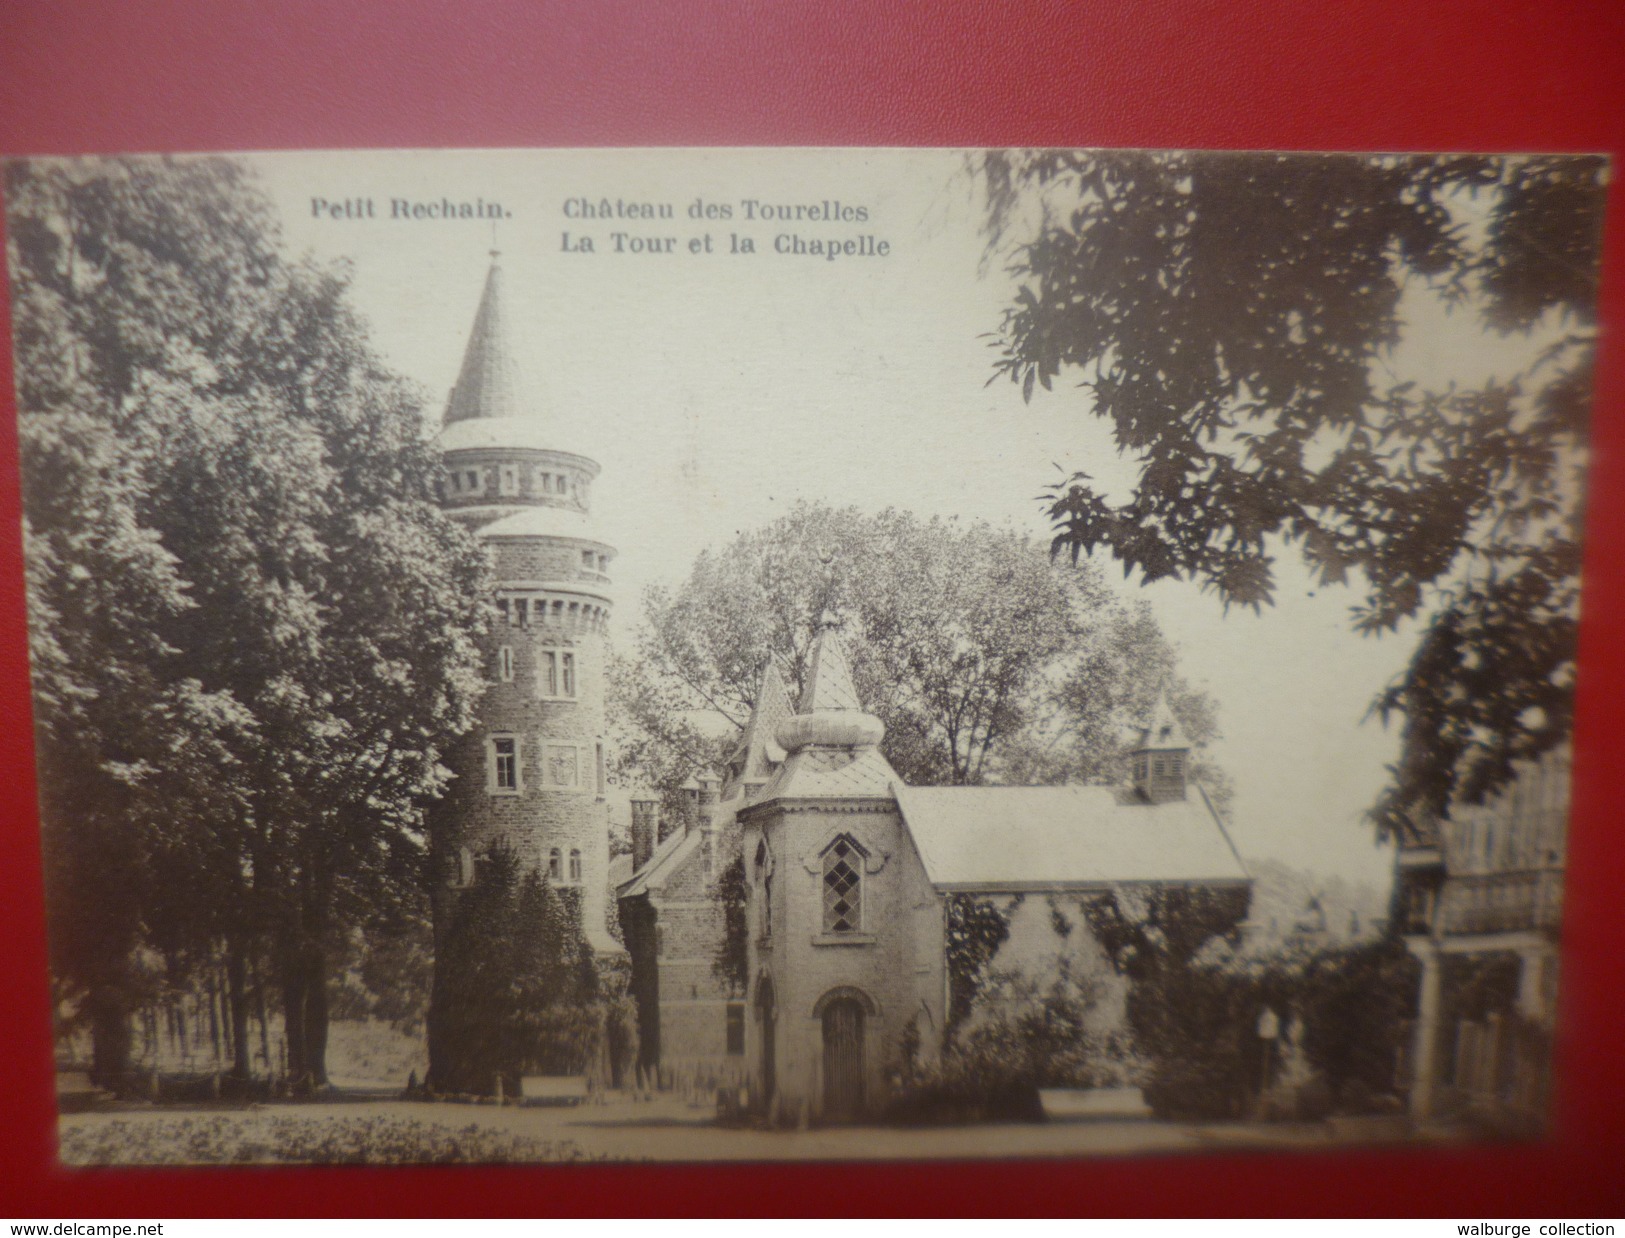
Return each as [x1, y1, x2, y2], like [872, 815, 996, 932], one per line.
[670, 778, 700, 842]
[629, 797, 658, 871]
[697, 774, 721, 830]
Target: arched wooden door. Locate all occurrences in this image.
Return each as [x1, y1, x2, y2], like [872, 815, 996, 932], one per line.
[821, 996, 866, 1121]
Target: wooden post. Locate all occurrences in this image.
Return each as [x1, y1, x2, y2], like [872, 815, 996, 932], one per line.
[1408, 941, 1443, 1122]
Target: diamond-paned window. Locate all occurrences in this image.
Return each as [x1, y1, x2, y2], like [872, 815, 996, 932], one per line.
[822, 836, 862, 933]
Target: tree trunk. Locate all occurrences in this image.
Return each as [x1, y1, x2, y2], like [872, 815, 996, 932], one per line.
[207, 968, 222, 1064]
[227, 942, 252, 1079]
[86, 989, 132, 1088]
[305, 944, 330, 1087]
[255, 961, 271, 1074]
[280, 947, 309, 1089]
[278, 940, 332, 1090]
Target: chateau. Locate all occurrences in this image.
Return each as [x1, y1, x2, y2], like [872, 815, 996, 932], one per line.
[430, 256, 621, 960]
[430, 257, 1250, 1120]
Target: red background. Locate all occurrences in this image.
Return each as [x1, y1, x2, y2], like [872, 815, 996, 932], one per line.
[2, 0, 1623, 1217]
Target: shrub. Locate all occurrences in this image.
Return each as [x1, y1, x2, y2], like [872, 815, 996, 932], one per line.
[58, 1113, 603, 1165]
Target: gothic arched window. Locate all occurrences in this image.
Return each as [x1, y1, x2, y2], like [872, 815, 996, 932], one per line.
[822, 836, 863, 933]
[755, 839, 775, 940]
[548, 848, 562, 882]
[569, 848, 582, 883]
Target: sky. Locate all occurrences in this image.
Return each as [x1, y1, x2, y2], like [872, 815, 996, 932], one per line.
[249, 147, 1549, 892]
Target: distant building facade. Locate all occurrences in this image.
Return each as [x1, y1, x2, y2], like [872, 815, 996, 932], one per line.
[1393, 746, 1568, 1130]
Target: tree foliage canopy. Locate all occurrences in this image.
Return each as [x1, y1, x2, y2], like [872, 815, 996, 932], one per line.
[613, 501, 1224, 799]
[981, 150, 1606, 826]
[8, 155, 491, 1083]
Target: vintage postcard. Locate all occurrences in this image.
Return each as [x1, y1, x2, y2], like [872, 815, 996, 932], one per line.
[3, 147, 1604, 1164]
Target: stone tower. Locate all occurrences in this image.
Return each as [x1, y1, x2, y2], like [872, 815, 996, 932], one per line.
[435, 254, 620, 954]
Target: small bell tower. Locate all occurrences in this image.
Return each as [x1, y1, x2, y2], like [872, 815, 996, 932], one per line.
[1132, 688, 1190, 804]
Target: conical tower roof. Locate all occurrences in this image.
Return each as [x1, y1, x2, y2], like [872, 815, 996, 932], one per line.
[800, 612, 864, 713]
[1134, 687, 1191, 752]
[444, 256, 529, 425]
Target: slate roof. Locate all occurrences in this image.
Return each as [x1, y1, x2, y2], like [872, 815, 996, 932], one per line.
[801, 620, 864, 712]
[438, 416, 591, 456]
[758, 744, 901, 801]
[724, 662, 794, 793]
[617, 825, 702, 900]
[750, 618, 900, 801]
[445, 260, 528, 425]
[475, 505, 613, 545]
[1135, 688, 1191, 752]
[892, 782, 1248, 892]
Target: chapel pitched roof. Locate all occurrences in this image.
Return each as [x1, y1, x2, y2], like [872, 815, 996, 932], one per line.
[617, 824, 699, 900]
[892, 782, 1248, 892]
[444, 257, 530, 425]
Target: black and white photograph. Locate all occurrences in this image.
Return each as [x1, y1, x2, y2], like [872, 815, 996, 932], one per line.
[3, 146, 1606, 1165]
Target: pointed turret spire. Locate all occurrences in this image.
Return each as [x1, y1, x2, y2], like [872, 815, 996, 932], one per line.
[801, 610, 864, 713]
[776, 612, 885, 752]
[444, 255, 529, 424]
[1136, 687, 1191, 752]
[726, 660, 795, 796]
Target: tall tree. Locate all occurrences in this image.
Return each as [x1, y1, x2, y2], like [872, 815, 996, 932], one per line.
[428, 848, 598, 1095]
[980, 150, 1605, 827]
[7, 156, 491, 1084]
[613, 501, 1224, 799]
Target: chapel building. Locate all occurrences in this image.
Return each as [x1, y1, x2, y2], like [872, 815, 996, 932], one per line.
[620, 612, 1251, 1123]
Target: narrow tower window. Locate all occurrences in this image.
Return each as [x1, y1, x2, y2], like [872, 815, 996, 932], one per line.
[499, 464, 518, 495]
[498, 646, 514, 682]
[569, 848, 582, 883]
[548, 848, 562, 882]
[489, 736, 519, 793]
